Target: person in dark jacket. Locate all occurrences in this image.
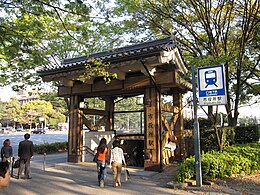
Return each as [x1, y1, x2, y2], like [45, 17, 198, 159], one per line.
[1, 139, 13, 163]
[18, 133, 33, 179]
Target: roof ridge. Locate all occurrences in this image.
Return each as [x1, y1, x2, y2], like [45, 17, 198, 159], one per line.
[62, 36, 172, 65]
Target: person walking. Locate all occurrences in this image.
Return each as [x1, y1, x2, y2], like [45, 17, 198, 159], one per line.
[109, 140, 126, 188]
[1, 139, 13, 163]
[18, 133, 33, 179]
[94, 138, 109, 188]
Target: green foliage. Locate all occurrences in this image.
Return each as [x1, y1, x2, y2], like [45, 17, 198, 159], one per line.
[198, 118, 213, 130]
[184, 118, 193, 129]
[0, 0, 120, 87]
[20, 100, 66, 126]
[0, 94, 66, 128]
[175, 143, 260, 182]
[115, 97, 143, 111]
[223, 143, 260, 170]
[175, 157, 195, 182]
[34, 142, 68, 154]
[234, 125, 259, 144]
[200, 127, 235, 152]
[0, 98, 22, 120]
[78, 58, 117, 84]
[39, 91, 68, 117]
[109, 0, 260, 126]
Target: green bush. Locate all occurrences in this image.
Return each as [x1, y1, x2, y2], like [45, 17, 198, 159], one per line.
[175, 157, 195, 182]
[200, 127, 235, 152]
[234, 125, 259, 144]
[34, 141, 68, 154]
[175, 143, 260, 182]
[223, 143, 260, 170]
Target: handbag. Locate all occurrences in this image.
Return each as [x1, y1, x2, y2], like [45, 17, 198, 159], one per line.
[93, 153, 98, 162]
[13, 159, 20, 169]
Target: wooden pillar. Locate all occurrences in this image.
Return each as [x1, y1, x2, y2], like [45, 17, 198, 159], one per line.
[104, 97, 115, 131]
[144, 87, 162, 172]
[68, 95, 83, 163]
[173, 93, 184, 161]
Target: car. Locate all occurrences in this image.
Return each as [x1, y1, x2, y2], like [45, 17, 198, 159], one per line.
[31, 128, 46, 134]
[16, 127, 24, 132]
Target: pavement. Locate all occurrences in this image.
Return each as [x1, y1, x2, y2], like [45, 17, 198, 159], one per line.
[1, 153, 239, 195]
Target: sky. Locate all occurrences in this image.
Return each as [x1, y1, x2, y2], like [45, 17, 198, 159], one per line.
[0, 86, 17, 101]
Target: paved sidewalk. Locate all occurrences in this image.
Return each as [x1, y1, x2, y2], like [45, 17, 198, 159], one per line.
[2, 156, 244, 195]
[1, 158, 191, 195]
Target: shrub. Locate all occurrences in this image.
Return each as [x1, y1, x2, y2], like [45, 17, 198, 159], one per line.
[34, 141, 68, 154]
[200, 127, 235, 152]
[223, 143, 260, 170]
[176, 157, 195, 182]
[234, 125, 259, 144]
[175, 143, 260, 182]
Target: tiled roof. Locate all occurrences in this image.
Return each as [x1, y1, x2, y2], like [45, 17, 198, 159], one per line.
[38, 35, 175, 76]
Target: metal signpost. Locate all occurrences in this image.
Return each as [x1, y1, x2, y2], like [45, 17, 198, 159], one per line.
[191, 65, 202, 187]
[192, 64, 227, 187]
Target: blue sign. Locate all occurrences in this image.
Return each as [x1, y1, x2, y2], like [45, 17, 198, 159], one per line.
[198, 65, 227, 106]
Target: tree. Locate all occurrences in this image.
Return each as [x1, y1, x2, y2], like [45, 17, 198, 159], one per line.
[21, 100, 66, 129]
[0, 98, 22, 127]
[0, 0, 123, 89]
[39, 91, 68, 119]
[1, 0, 259, 129]
[104, 0, 260, 127]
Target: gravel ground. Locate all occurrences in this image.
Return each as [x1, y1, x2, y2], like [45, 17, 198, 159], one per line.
[151, 164, 260, 195]
[209, 171, 260, 195]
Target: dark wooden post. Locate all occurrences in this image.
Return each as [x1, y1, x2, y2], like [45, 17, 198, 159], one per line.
[173, 93, 184, 161]
[144, 87, 162, 172]
[68, 95, 83, 162]
[104, 97, 115, 131]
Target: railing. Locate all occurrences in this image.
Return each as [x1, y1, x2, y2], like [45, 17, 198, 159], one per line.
[81, 145, 95, 156]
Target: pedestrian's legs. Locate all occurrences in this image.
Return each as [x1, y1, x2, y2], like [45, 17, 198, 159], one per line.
[97, 160, 106, 187]
[18, 159, 25, 179]
[102, 162, 107, 180]
[24, 158, 31, 178]
[116, 163, 122, 186]
[100, 160, 106, 187]
[96, 161, 102, 184]
[112, 162, 117, 187]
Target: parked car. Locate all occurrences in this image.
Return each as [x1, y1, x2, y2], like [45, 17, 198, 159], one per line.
[16, 127, 24, 132]
[31, 128, 46, 134]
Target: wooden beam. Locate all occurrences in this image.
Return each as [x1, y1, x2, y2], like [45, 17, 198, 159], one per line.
[82, 108, 107, 116]
[92, 79, 123, 92]
[141, 64, 157, 76]
[57, 71, 190, 97]
[82, 77, 94, 84]
[60, 78, 74, 87]
[108, 68, 126, 80]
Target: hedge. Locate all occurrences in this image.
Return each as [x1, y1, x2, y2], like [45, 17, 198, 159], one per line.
[34, 141, 68, 154]
[234, 125, 259, 144]
[176, 143, 260, 182]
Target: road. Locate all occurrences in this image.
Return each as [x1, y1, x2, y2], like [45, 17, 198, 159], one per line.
[0, 131, 68, 156]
